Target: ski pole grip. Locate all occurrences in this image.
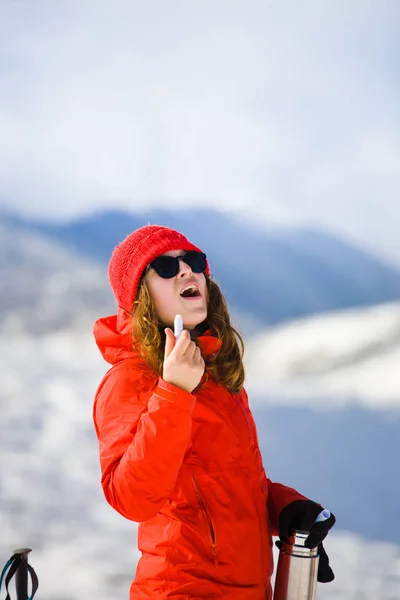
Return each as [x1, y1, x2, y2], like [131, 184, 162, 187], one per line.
[13, 549, 31, 600]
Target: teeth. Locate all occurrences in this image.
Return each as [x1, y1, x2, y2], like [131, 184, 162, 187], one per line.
[182, 285, 197, 293]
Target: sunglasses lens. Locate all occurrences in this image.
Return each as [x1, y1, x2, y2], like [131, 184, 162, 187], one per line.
[184, 251, 207, 273]
[151, 256, 179, 278]
[149, 251, 207, 278]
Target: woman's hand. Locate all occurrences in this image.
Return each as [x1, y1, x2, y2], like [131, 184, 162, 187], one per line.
[162, 328, 205, 393]
[277, 499, 336, 583]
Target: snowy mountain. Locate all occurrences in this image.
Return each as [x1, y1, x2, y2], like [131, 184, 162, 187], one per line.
[245, 301, 400, 408]
[244, 305, 400, 544]
[0, 221, 114, 335]
[4, 208, 400, 327]
[1, 222, 400, 598]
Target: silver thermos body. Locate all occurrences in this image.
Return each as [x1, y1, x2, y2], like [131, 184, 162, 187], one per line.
[273, 530, 319, 600]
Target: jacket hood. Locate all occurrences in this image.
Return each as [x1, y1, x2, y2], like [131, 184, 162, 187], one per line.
[93, 307, 138, 365]
[93, 307, 222, 366]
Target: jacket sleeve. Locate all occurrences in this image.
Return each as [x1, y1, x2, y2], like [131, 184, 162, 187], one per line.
[93, 368, 196, 522]
[238, 389, 307, 536]
[266, 479, 308, 536]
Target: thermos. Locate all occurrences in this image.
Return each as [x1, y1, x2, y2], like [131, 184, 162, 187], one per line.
[273, 509, 331, 600]
[273, 530, 319, 600]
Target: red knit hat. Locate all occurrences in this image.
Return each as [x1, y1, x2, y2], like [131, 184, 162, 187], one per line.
[108, 225, 210, 312]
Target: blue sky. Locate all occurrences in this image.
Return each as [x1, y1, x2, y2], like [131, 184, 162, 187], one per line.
[0, 1, 399, 263]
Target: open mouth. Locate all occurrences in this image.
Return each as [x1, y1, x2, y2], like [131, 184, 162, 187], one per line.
[180, 284, 202, 299]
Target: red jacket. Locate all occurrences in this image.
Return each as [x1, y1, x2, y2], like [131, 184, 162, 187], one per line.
[93, 310, 306, 599]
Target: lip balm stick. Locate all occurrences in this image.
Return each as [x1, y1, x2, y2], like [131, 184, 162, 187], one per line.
[174, 314, 183, 341]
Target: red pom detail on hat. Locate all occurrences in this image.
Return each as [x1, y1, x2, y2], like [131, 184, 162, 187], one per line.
[107, 225, 210, 312]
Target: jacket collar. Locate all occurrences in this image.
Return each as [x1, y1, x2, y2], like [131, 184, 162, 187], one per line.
[94, 308, 222, 365]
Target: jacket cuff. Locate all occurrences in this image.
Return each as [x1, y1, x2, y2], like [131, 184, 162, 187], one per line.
[153, 378, 197, 410]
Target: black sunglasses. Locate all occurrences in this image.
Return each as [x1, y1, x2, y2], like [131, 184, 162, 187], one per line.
[145, 251, 207, 279]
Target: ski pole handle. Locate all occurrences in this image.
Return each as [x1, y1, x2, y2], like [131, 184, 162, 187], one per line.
[15, 549, 29, 600]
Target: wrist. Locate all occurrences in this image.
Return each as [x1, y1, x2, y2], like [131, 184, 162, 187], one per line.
[159, 378, 195, 395]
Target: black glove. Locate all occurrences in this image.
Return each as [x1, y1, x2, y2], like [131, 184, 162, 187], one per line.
[276, 499, 336, 583]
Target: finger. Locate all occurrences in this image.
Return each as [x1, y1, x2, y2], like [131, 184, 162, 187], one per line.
[193, 346, 203, 363]
[313, 513, 336, 533]
[182, 340, 197, 360]
[300, 503, 322, 531]
[305, 514, 336, 549]
[325, 513, 336, 530]
[173, 330, 192, 355]
[197, 356, 205, 373]
[190, 342, 204, 362]
[279, 521, 291, 542]
[164, 328, 176, 359]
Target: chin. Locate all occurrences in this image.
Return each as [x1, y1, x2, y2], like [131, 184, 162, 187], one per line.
[186, 312, 208, 330]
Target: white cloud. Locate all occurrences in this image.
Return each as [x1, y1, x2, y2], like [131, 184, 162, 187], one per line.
[0, 0, 399, 261]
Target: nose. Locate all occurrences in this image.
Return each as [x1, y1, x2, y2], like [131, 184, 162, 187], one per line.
[177, 257, 193, 277]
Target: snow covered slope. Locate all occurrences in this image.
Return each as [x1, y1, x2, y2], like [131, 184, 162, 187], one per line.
[245, 301, 400, 409]
[1, 329, 400, 600]
[1, 223, 400, 598]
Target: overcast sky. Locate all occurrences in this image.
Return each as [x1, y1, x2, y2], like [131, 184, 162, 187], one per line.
[0, 1, 399, 263]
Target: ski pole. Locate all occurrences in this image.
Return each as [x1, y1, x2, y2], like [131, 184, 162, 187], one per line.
[14, 548, 31, 600]
[0, 548, 38, 600]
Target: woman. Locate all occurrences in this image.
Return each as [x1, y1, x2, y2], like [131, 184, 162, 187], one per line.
[93, 224, 335, 599]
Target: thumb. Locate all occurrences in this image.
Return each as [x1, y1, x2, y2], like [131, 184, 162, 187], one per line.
[164, 328, 176, 359]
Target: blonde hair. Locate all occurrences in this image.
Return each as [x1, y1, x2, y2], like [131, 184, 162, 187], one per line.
[131, 275, 245, 393]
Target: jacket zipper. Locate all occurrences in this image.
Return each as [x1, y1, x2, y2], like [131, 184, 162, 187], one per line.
[192, 475, 219, 568]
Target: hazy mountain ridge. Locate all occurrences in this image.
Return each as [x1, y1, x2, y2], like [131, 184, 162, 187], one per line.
[0, 218, 259, 336]
[3, 208, 400, 326]
[0, 221, 114, 334]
